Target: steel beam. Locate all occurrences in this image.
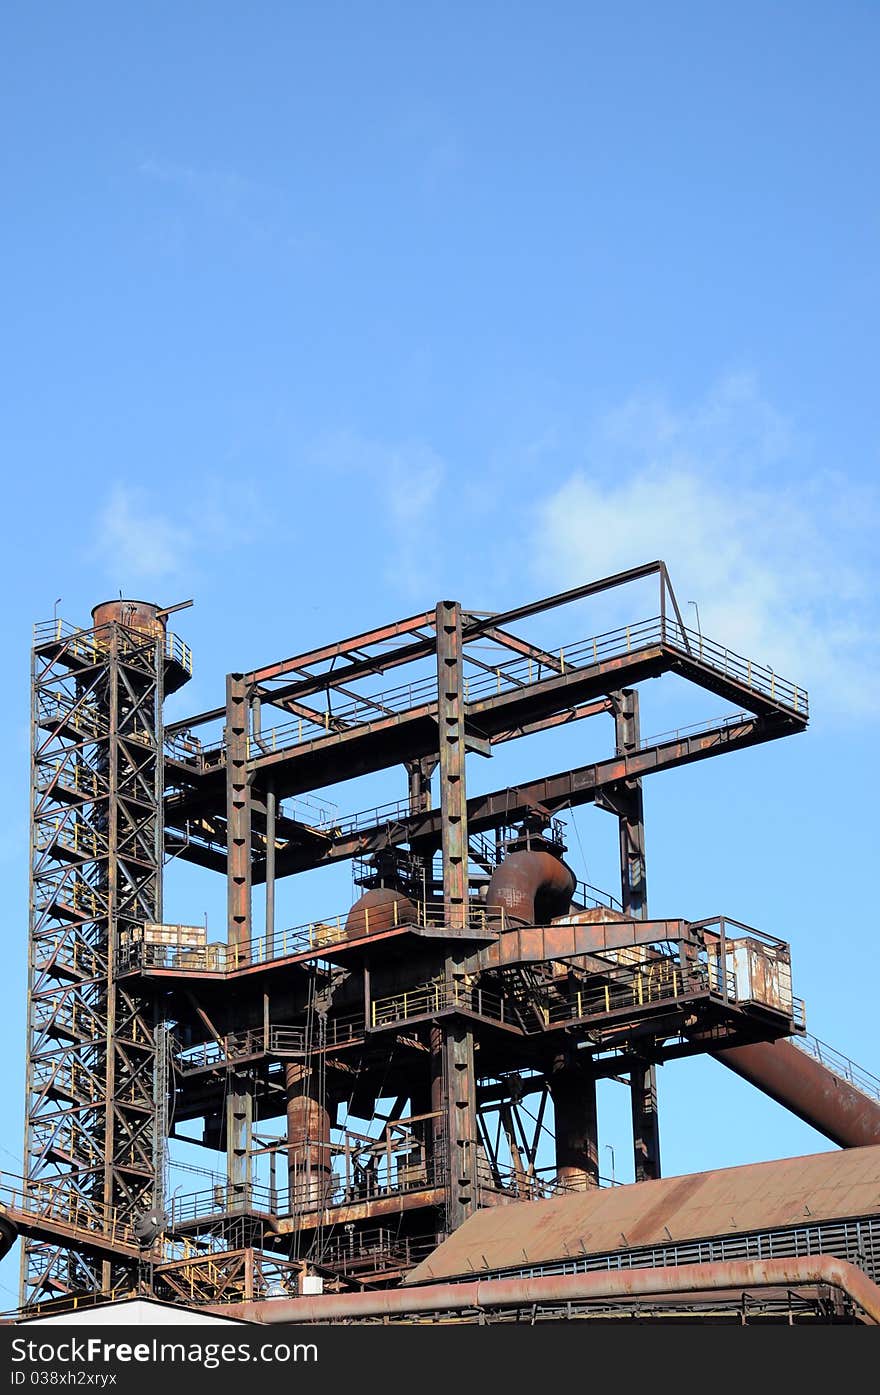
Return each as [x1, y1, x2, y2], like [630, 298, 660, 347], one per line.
[612, 689, 661, 1182]
[435, 603, 478, 1235]
[225, 675, 252, 958]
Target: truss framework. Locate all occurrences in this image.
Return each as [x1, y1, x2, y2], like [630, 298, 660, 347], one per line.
[22, 618, 167, 1303]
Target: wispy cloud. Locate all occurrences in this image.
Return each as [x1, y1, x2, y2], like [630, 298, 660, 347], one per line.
[92, 484, 191, 581]
[532, 377, 879, 719]
[139, 157, 255, 216]
[89, 479, 265, 586]
[137, 156, 298, 248]
[311, 430, 450, 596]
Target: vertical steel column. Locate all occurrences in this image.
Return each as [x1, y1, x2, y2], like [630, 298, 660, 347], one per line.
[434, 602, 477, 1234]
[435, 602, 468, 930]
[225, 674, 252, 960]
[614, 688, 661, 1182]
[435, 1024, 477, 1235]
[265, 781, 276, 941]
[225, 675, 253, 1195]
[226, 1071, 254, 1208]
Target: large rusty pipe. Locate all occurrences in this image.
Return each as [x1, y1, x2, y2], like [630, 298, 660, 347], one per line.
[549, 1064, 599, 1189]
[714, 1039, 880, 1149]
[486, 850, 576, 927]
[231, 1255, 880, 1324]
[285, 1063, 332, 1209]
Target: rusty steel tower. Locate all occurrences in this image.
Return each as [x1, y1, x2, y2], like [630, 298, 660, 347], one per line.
[4, 560, 879, 1319]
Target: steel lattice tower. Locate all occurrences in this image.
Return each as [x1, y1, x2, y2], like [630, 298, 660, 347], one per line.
[22, 603, 190, 1303]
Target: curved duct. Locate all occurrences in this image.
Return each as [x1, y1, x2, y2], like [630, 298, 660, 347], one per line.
[485, 850, 576, 928]
[344, 888, 417, 940]
[230, 1254, 880, 1325]
[714, 1038, 880, 1149]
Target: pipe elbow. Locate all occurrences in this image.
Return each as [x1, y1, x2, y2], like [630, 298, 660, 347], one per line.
[486, 850, 576, 927]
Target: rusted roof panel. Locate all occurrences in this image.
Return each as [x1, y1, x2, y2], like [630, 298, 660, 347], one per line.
[404, 1145, 880, 1285]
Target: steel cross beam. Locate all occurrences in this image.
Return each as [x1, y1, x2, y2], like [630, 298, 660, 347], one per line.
[243, 712, 792, 881]
[166, 561, 680, 733]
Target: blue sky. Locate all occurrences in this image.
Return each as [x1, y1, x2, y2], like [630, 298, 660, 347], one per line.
[2, 2, 878, 1299]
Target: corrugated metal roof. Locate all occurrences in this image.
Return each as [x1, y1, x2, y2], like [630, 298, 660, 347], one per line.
[404, 1145, 880, 1285]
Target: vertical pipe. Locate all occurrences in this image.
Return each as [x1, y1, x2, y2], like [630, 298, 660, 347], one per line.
[614, 688, 661, 1182]
[286, 1063, 332, 1211]
[550, 1056, 599, 1190]
[265, 780, 276, 941]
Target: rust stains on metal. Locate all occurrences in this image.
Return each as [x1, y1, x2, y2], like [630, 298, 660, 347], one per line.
[232, 1255, 880, 1325]
[344, 888, 417, 940]
[716, 1038, 880, 1149]
[485, 850, 576, 927]
[401, 1145, 880, 1285]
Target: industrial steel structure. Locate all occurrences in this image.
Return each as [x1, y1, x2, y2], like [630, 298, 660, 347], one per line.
[3, 561, 880, 1323]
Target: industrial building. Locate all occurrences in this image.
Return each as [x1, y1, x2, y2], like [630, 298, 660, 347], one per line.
[2, 560, 879, 1324]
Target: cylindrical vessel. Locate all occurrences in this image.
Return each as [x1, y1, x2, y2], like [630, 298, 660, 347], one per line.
[286, 1062, 333, 1210]
[91, 599, 166, 638]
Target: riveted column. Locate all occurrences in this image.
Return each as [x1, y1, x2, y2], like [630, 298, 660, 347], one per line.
[434, 602, 477, 1234]
[226, 674, 252, 962]
[614, 688, 661, 1182]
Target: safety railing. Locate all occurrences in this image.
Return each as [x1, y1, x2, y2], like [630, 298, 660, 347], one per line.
[32, 939, 104, 980]
[480, 1163, 620, 1201]
[168, 1156, 445, 1230]
[164, 632, 193, 675]
[371, 980, 508, 1030]
[119, 901, 508, 976]
[32, 877, 108, 920]
[372, 944, 803, 1038]
[36, 697, 107, 741]
[794, 1034, 880, 1101]
[623, 709, 762, 758]
[181, 613, 806, 770]
[34, 816, 107, 860]
[165, 1155, 631, 1233]
[662, 619, 807, 716]
[312, 1227, 436, 1278]
[33, 620, 109, 664]
[34, 618, 191, 677]
[173, 1014, 368, 1074]
[0, 1171, 140, 1251]
[35, 759, 105, 800]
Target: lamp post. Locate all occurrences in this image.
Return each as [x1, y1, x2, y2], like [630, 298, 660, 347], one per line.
[687, 600, 702, 658]
[605, 1143, 616, 1186]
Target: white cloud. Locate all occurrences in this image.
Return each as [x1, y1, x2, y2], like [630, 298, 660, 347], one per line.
[532, 378, 879, 720]
[89, 477, 266, 588]
[311, 430, 451, 596]
[92, 485, 191, 582]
